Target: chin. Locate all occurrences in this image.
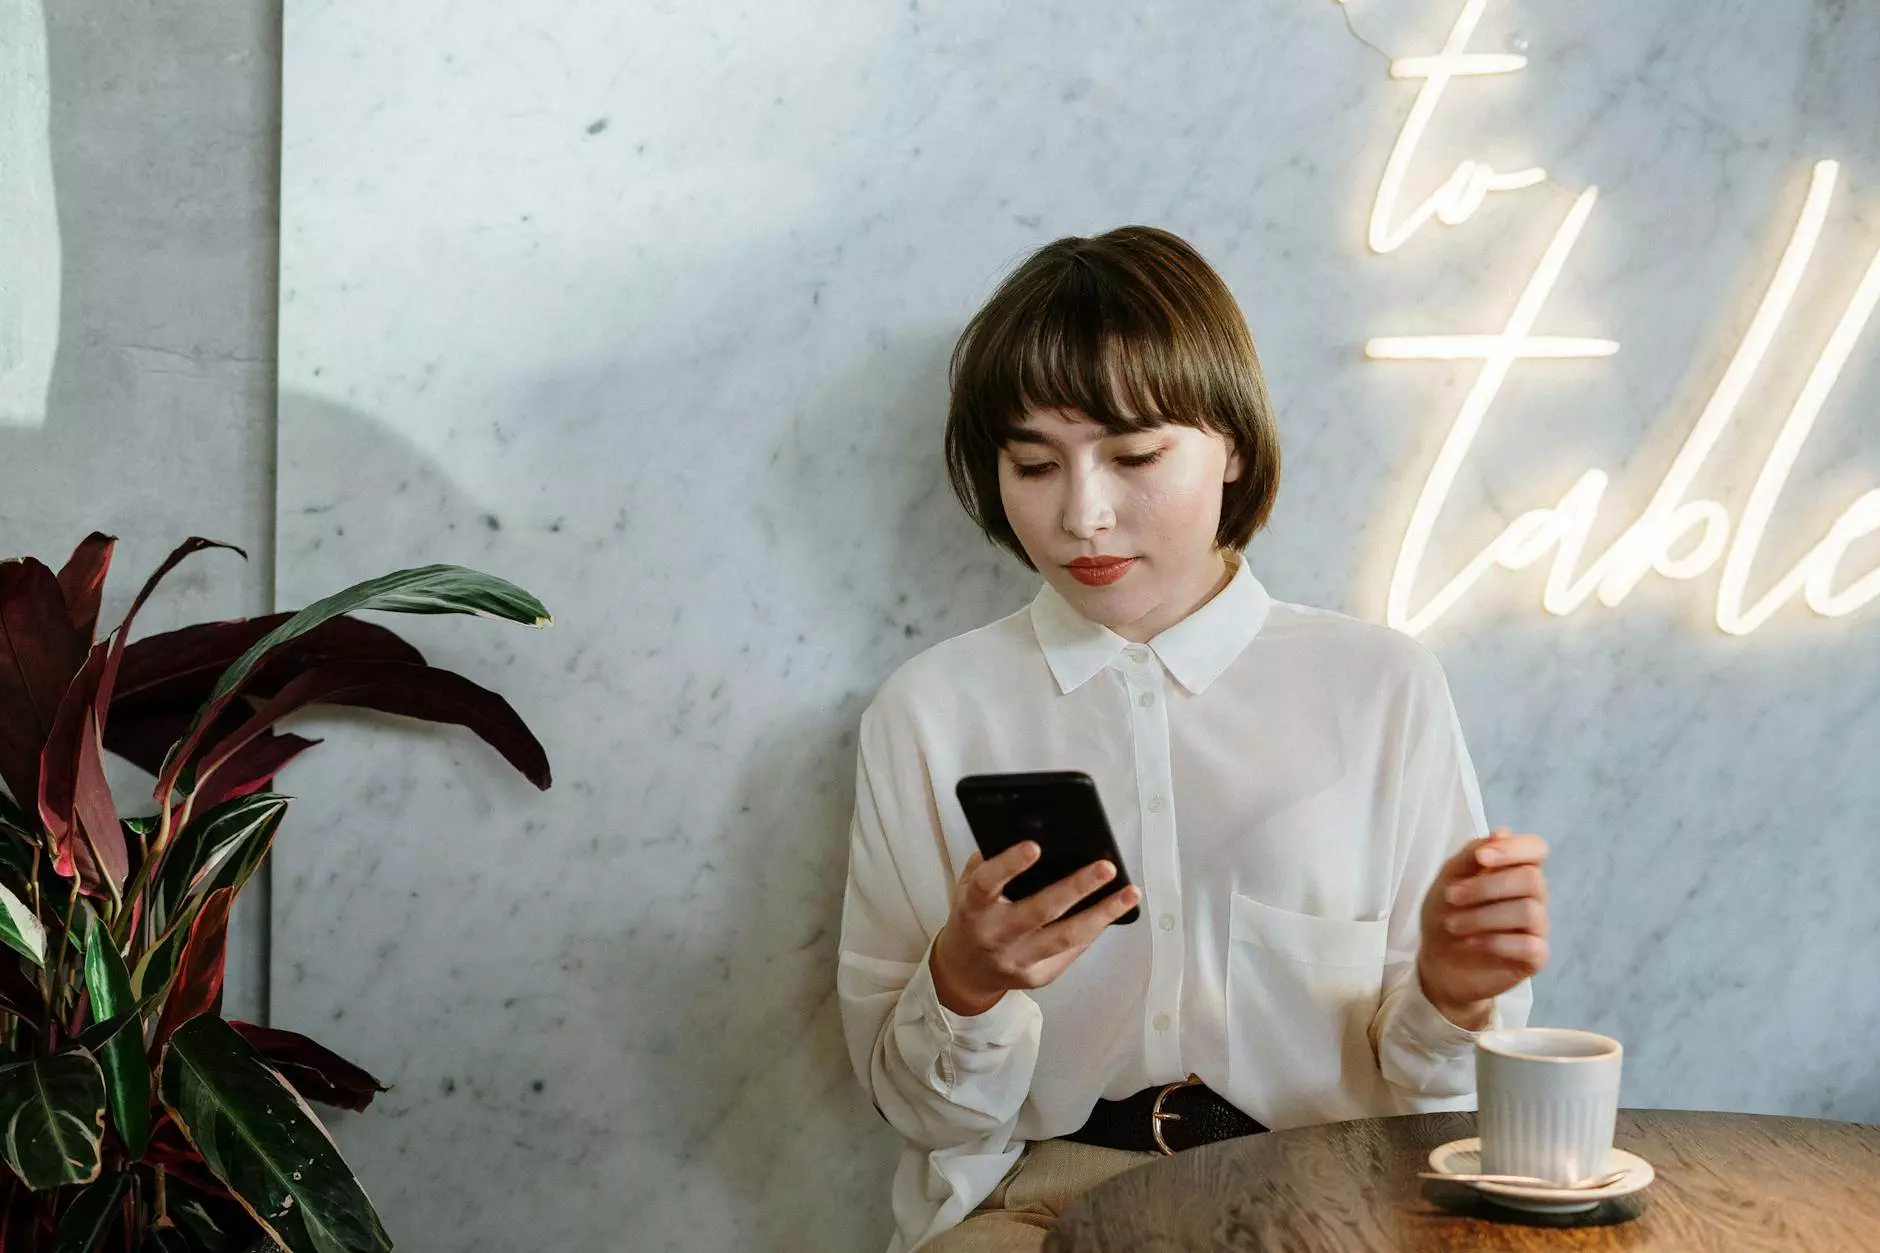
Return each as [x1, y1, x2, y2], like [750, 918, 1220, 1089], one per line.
[1058, 579, 1151, 626]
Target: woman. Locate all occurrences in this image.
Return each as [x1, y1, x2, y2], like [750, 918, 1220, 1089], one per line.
[837, 226, 1550, 1252]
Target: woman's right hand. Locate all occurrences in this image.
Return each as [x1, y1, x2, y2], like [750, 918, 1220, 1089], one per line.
[928, 841, 1143, 1016]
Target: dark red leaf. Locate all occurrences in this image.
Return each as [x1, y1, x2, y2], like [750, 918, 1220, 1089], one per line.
[93, 539, 247, 725]
[103, 614, 421, 783]
[36, 643, 129, 897]
[71, 708, 128, 895]
[150, 887, 236, 1056]
[54, 532, 116, 641]
[0, 558, 89, 808]
[197, 659, 550, 793]
[44, 537, 241, 881]
[107, 695, 319, 813]
[40, 540, 246, 899]
[188, 730, 322, 813]
[102, 692, 248, 781]
[36, 643, 103, 843]
[227, 1020, 391, 1112]
[113, 613, 424, 710]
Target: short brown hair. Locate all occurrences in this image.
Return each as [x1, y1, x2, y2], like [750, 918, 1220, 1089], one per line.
[944, 225, 1282, 570]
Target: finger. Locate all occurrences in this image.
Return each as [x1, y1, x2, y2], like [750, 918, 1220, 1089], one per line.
[1011, 858, 1119, 933]
[1010, 885, 1142, 969]
[1437, 830, 1506, 885]
[1444, 896, 1548, 938]
[1484, 932, 1550, 969]
[1445, 864, 1547, 908]
[1472, 832, 1549, 869]
[969, 841, 1040, 906]
[960, 851, 983, 880]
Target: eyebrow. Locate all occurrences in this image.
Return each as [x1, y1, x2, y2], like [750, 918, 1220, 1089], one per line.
[1003, 426, 1160, 451]
[1003, 429, 1059, 448]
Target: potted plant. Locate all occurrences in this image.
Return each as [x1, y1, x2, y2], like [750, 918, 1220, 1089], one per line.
[0, 533, 553, 1251]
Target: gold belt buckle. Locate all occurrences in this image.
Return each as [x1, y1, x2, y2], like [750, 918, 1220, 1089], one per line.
[1149, 1073, 1203, 1156]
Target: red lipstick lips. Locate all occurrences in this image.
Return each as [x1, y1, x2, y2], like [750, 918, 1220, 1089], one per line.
[1066, 556, 1136, 587]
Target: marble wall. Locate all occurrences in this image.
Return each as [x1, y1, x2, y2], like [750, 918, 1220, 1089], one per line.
[2, 0, 280, 1024]
[277, 2, 1880, 1249]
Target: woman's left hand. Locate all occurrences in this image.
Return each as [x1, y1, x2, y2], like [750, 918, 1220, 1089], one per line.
[1416, 826, 1550, 1029]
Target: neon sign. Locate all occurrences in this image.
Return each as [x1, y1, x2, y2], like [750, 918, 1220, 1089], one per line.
[1361, 0, 1880, 637]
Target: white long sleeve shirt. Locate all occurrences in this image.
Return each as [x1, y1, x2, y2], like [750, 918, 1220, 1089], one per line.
[837, 552, 1532, 1252]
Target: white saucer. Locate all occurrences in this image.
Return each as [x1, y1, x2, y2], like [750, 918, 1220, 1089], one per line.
[1425, 1138, 1655, 1214]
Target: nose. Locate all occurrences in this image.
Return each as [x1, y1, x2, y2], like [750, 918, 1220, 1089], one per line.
[1062, 463, 1115, 540]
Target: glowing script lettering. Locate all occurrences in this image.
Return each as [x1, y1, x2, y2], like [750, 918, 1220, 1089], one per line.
[1361, 0, 1880, 637]
[1367, 0, 1544, 255]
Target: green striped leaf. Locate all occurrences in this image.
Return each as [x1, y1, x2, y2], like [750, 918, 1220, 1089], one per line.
[74, 994, 160, 1055]
[0, 881, 45, 967]
[130, 899, 200, 1005]
[83, 912, 151, 1158]
[160, 1015, 392, 1253]
[52, 1169, 131, 1253]
[0, 1048, 106, 1189]
[149, 794, 289, 937]
[155, 565, 549, 802]
[132, 796, 288, 1006]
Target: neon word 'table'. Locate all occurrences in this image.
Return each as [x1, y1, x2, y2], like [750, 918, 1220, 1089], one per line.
[1363, 0, 1880, 637]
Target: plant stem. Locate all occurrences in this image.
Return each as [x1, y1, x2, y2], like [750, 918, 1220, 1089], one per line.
[47, 880, 80, 1048]
[27, 844, 48, 1007]
[113, 826, 164, 951]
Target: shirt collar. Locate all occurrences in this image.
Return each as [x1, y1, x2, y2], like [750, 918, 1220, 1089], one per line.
[1028, 551, 1275, 696]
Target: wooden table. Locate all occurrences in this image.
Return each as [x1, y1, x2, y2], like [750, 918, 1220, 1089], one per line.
[1047, 1108, 1880, 1251]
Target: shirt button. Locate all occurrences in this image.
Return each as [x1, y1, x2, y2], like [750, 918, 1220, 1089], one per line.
[1147, 796, 1166, 814]
[1158, 913, 1176, 931]
[1152, 1012, 1171, 1032]
[1125, 645, 1148, 662]
[1138, 691, 1156, 707]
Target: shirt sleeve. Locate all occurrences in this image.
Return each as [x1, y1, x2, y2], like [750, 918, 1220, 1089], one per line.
[1369, 645, 1534, 1104]
[836, 695, 1043, 1151]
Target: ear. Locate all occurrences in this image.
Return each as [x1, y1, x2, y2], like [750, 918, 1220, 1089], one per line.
[1224, 444, 1244, 484]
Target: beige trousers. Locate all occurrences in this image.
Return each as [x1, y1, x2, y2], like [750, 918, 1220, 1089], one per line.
[921, 1139, 1160, 1253]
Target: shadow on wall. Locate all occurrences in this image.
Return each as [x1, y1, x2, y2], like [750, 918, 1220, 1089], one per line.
[689, 332, 1038, 1250]
[274, 334, 1035, 1251]
[270, 388, 606, 1239]
[554, 317, 1038, 1249]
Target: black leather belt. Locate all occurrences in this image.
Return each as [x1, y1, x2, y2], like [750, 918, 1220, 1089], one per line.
[1057, 1074, 1269, 1155]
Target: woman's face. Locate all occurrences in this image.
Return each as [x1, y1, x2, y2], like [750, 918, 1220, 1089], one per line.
[998, 406, 1244, 642]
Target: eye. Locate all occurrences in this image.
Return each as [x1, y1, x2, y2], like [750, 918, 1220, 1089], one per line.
[1011, 460, 1057, 479]
[1116, 449, 1164, 469]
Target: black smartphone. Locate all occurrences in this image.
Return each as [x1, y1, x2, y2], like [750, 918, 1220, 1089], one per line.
[954, 771, 1140, 925]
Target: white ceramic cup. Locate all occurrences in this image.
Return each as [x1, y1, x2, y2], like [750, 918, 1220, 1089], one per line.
[1474, 1027, 1623, 1185]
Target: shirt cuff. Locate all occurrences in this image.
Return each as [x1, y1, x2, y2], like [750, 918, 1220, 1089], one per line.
[904, 933, 1036, 1050]
[1400, 973, 1503, 1057]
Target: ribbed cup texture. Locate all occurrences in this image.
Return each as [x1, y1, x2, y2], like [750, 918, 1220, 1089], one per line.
[1479, 1093, 1617, 1183]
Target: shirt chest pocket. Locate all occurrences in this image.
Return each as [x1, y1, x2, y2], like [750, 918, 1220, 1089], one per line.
[1225, 892, 1390, 1126]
